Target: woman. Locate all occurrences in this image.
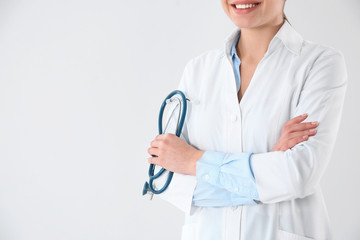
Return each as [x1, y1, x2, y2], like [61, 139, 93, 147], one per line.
[147, 0, 348, 239]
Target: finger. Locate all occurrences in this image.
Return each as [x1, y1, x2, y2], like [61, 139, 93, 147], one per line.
[155, 134, 163, 140]
[286, 113, 308, 126]
[147, 147, 160, 157]
[156, 133, 176, 140]
[148, 156, 160, 165]
[287, 121, 318, 133]
[288, 126, 318, 138]
[155, 134, 169, 140]
[150, 140, 161, 148]
[280, 135, 309, 151]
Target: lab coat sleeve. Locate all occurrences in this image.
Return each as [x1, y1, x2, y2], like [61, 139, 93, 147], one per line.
[153, 62, 198, 215]
[250, 50, 348, 203]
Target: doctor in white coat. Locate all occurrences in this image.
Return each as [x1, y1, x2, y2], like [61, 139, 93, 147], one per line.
[147, 0, 348, 239]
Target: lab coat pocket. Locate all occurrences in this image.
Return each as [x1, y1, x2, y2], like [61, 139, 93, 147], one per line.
[181, 223, 197, 240]
[277, 230, 315, 240]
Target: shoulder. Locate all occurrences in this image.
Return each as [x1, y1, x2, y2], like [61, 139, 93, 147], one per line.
[300, 40, 346, 67]
[178, 48, 226, 91]
[299, 40, 348, 88]
[183, 48, 225, 72]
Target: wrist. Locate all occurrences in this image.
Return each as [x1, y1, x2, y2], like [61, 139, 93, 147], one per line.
[189, 150, 205, 176]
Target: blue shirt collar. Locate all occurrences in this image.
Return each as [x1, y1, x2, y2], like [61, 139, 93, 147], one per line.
[230, 33, 241, 60]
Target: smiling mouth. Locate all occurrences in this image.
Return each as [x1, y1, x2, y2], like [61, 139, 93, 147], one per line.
[232, 3, 261, 9]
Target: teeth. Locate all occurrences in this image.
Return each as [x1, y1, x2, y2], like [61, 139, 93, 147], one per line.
[235, 3, 258, 9]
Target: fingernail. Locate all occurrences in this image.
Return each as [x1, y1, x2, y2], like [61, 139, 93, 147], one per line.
[310, 129, 316, 133]
[302, 113, 308, 117]
[302, 135, 308, 139]
[311, 121, 318, 125]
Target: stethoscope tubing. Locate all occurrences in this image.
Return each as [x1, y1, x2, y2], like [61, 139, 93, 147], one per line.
[143, 90, 187, 195]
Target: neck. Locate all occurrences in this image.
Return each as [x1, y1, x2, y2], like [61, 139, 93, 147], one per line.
[237, 19, 285, 63]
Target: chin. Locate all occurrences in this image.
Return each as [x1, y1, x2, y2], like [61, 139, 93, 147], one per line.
[232, 18, 260, 29]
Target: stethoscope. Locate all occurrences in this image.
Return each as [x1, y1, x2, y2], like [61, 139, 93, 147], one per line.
[142, 90, 189, 198]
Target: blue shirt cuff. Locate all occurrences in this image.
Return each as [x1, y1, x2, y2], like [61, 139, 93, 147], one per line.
[194, 150, 260, 204]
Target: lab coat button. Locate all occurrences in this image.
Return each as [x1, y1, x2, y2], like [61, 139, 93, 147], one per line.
[231, 114, 238, 122]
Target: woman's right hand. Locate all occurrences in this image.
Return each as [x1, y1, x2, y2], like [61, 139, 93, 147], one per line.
[272, 113, 318, 152]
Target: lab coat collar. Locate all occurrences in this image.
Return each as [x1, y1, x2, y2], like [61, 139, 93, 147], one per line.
[224, 20, 304, 63]
[275, 20, 304, 55]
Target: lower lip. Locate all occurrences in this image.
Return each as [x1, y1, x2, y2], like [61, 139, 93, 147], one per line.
[232, 3, 261, 14]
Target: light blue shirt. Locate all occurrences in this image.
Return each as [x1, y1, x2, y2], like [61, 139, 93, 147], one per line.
[192, 33, 260, 207]
[231, 33, 241, 92]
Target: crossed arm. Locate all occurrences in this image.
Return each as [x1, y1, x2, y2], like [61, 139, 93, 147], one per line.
[147, 113, 318, 176]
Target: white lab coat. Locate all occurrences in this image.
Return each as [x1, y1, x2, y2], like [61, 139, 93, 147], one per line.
[155, 20, 348, 240]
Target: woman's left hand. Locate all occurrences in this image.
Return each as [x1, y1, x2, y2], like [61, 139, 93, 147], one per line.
[147, 133, 204, 176]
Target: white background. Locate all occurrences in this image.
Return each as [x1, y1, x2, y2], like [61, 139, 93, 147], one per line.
[0, 0, 359, 239]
